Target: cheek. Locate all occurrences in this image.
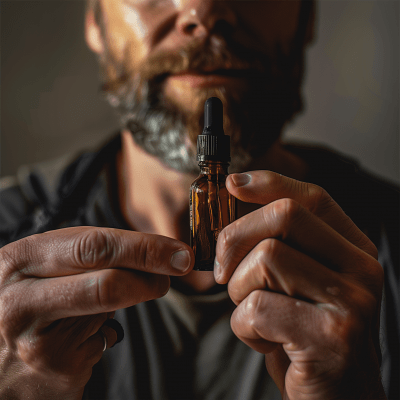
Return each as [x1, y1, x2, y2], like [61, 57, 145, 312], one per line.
[101, 1, 148, 69]
[122, 5, 149, 43]
[233, 1, 302, 55]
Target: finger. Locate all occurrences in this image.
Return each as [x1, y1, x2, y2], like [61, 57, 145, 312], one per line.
[98, 325, 117, 350]
[231, 290, 318, 348]
[226, 171, 377, 258]
[264, 346, 290, 397]
[1, 226, 193, 279]
[231, 288, 368, 361]
[94, 319, 124, 351]
[47, 316, 123, 349]
[51, 313, 109, 345]
[231, 289, 369, 382]
[215, 198, 382, 294]
[25, 267, 170, 322]
[101, 318, 124, 348]
[227, 238, 349, 306]
[78, 320, 123, 365]
[76, 331, 108, 368]
[17, 313, 109, 379]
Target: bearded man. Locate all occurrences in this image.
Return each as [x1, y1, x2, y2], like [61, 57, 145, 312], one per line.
[0, 1, 398, 399]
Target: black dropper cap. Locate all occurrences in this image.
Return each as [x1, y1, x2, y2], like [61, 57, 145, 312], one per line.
[197, 97, 231, 162]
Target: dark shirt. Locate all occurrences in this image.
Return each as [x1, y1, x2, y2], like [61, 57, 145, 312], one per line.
[0, 133, 398, 399]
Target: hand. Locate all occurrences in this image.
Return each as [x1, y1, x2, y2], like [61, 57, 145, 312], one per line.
[215, 171, 386, 400]
[0, 227, 193, 399]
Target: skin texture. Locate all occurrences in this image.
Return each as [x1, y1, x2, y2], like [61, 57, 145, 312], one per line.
[217, 171, 385, 399]
[0, 0, 387, 399]
[89, 0, 309, 174]
[0, 228, 193, 398]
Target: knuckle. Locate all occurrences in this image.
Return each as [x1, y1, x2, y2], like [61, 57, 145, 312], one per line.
[322, 295, 372, 358]
[72, 228, 119, 269]
[306, 184, 335, 215]
[259, 238, 282, 295]
[218, 220, 240, 257]
[242, 290, 265, 331]
[134, 234, 151, 270]
[262, 170, 283, 188]
[342, 224, 379, 259]
[17, 335, 79, 390]
[259, 238, 281, 265]
[0, 247, 18, 286]
[0, 239, 32, 283]
[269, 198, 304, 235]
[322, 310, 354, 356]
[218, 223, 232, 252]
[217, 218, 250, 272]
[256, 239, 281, 291]
[18, 334, 46, 370]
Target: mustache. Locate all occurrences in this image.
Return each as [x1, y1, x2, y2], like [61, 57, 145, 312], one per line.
[102, 35, 270, 93]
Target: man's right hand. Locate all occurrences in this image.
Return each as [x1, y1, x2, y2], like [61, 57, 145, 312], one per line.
[0, 226, 193, 399]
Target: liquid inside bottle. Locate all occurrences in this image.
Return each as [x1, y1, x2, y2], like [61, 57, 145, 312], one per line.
[190, 161, 236, 270]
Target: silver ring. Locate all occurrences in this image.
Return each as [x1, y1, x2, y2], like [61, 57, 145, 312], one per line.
[99, 327, 108, 352]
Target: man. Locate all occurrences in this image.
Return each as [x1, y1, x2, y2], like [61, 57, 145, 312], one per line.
[0, 0, 398, 399]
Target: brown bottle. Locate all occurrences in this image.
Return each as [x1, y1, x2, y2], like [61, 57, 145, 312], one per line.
[190, 97, 236, 271]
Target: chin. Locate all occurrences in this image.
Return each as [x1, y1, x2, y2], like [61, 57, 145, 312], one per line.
[103, 59, 302, 176]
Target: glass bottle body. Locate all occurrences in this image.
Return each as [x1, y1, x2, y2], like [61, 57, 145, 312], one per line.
[190, 161, 236, 271]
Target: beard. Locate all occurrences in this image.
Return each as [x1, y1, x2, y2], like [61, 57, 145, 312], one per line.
[98, 28, 306, 174]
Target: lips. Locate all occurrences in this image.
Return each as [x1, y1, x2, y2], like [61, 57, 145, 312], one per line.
[166, 69, 252, 88]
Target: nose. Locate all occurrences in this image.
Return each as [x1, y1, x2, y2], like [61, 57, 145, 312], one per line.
[175, 0, 237, 39]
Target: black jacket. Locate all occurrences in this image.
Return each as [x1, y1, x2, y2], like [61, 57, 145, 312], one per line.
[0, 133, 398, 399]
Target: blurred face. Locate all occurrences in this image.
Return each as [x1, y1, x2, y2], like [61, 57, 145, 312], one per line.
[95, 0, 311, 173]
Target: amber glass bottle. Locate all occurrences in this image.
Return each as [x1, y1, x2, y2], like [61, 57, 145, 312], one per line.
[190, 97, 236, 271]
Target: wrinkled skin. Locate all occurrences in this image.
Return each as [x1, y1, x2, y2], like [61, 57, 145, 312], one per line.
[216, 171, 385, 399]
[0, 228, 193, 398]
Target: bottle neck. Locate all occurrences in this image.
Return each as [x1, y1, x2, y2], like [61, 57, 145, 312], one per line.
[198, 161, 229, 175]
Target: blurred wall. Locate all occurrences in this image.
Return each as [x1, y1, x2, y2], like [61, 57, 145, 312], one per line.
[1, 0, 399, 184]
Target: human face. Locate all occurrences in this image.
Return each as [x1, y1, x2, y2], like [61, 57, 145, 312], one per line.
[95, 0, 310, 173]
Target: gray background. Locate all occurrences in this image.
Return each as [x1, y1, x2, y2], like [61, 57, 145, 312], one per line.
[1, 0, 399, 184]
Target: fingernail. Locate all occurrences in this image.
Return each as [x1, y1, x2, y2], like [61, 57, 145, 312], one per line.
[170, 250, 191, 272]
[231, 173, 251, 187]
[214, 259, 221, 282]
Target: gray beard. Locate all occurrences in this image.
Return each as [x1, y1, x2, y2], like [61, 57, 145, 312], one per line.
[104, 80, 254, 175]
[95, 0, 313, 175]
[99, 38, 305, 176]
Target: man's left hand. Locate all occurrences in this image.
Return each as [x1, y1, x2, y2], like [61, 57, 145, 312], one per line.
[215, 171, 386, 400]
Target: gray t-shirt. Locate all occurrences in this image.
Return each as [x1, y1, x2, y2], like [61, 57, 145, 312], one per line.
[84, 288, 280, 399]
